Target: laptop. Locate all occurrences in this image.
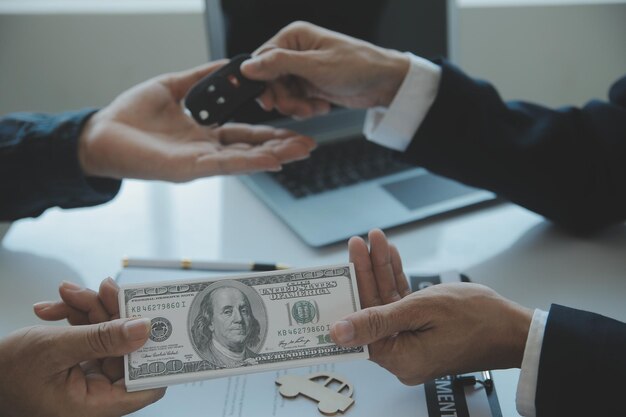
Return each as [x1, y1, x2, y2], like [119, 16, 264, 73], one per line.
[205, 0, 495, 247]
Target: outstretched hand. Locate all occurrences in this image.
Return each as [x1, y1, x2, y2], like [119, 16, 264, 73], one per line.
[34, 278, 125, 382]
[0, 277, 164, 417]
[241, 21, 409, 119]
[0, 279, 166, 417]
[331, 229, 533, 385]
[35, 278, 121, 325]
[78, 61, 316, 182]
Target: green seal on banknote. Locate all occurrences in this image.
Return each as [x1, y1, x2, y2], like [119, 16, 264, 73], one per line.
[292, 300, 317, 324]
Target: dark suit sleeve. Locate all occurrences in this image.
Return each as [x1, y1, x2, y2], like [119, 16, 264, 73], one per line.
[402, 61, 626, 232]
[535, 304, 626, 416]
[0, 110, 121, 221]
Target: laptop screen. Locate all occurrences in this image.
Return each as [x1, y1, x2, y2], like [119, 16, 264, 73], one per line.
[205, 0, 450, 124]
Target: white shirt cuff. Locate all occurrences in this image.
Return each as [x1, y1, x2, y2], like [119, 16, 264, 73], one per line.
[516, 309, 549, 417]
[363, 53, 441, 152]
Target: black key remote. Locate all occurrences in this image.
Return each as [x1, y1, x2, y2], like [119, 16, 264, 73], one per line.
[184, 54, 266, 126]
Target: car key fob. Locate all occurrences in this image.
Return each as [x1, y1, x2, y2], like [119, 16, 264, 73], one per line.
[184, 54, 266, 126]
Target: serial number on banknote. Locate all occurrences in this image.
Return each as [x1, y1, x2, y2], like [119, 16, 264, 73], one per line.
[277, 324, 330, 337]
[129, 301, 187, 314]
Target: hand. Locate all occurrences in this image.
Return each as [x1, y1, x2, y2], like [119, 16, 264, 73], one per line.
[34, 278, 126, 386]
[34, 278, 121, 325]
[0, 317, 164, 417]
[0, 278, 164, 417]
[240, 21, 410, 118]
[78, 61, 316, 182]
[330, 229, 533, 385]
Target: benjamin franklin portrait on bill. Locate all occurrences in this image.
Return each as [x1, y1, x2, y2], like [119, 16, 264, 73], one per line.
[189, 280, 267, 369]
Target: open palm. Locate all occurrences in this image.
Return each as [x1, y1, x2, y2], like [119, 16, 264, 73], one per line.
[79, 61, 316, 182]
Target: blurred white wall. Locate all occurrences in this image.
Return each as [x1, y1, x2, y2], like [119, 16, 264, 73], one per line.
[0, 12, 207, 114]
[458, 3, 626, 107]
[0, 1, 625, 115]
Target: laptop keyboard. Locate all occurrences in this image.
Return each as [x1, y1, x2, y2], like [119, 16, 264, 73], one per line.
[269, 136, 414, 198]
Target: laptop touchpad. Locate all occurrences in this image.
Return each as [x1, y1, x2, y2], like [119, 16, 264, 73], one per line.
[382, 174, 477, 211]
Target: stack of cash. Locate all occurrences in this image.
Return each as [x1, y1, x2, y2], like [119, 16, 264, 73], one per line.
[119, 263, 369, 391]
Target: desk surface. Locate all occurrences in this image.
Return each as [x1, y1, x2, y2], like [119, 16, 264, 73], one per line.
[2, 177, 626, 417]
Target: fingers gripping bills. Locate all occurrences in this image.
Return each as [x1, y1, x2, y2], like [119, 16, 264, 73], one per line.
[119, 264, 368, 391]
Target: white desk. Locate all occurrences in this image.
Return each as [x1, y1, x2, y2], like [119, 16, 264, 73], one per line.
[2, 177, 626, 417]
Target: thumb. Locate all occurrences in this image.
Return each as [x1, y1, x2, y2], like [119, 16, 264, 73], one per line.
[55, 317, 152, 366]
[330, 300, 416, 347]
[241, 49, 315, 82]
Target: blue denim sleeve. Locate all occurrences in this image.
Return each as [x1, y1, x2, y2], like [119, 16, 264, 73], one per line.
[0, 109, 121, 221]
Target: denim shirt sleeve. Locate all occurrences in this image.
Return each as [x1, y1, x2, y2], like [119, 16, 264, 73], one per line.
[0, 109, 121, 221]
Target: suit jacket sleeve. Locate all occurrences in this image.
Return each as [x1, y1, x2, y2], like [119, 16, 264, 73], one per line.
[535, 304, 626, 416]
[0, 110, 121, 221]
[402, 61, 626, 232]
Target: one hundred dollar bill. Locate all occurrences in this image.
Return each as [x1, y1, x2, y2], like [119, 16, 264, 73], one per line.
[119, 263, 368, 391]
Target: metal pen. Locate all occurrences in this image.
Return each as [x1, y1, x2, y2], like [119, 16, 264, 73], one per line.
[122, 257, 290, 271]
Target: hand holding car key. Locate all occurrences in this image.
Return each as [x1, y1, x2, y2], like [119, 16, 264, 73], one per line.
[184, 54, 266, 126]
